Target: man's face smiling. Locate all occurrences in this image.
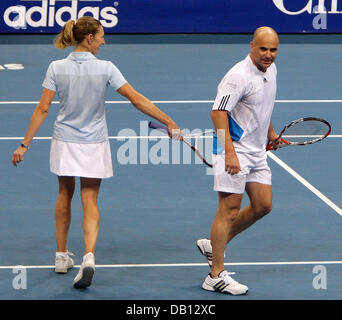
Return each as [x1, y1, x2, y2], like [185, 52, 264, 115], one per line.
[250, 32, 279, 72]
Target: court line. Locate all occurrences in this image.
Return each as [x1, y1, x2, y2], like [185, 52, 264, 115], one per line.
[3, 136, 340, 213]
[267, 152, 342, 216]
[1, 135, 342, 140]
[1, 99, 342, 105]
[1, 260, 342, 270]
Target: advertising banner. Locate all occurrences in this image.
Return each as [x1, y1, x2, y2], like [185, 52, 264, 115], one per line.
[0, 0, 340, 34]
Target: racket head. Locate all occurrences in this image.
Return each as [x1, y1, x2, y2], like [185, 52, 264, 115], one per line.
[267, 117, 331, 150]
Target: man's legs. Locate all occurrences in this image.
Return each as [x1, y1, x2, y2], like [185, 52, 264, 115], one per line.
[210, 192, 243, 277]
[227, 182, 272, 243]
[209, 183, 272, 276]
[203, 191, 248, 295]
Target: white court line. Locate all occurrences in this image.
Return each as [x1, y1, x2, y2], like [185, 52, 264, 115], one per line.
[267, 152, 342, 216]
[1, 99, 342, 104]
[1, 135, 342, 140]
[2, 136, 340, 213]
[1, 260, 342, 270]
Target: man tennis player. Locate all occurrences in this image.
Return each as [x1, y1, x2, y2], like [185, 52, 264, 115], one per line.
[197, 27, 280, 295]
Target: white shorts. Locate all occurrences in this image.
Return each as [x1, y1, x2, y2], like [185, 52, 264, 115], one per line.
[212, 152, 271, 194]
[50, 138, 113, 179]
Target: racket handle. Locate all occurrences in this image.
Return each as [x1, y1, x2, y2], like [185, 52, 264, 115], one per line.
[148, 121, 169, 134]
[266, 138, 290, 151]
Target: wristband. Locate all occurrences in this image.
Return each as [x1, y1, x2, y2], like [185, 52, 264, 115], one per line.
[21, 143, 29, 150]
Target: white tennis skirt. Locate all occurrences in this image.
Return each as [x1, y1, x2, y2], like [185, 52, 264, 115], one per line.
[50, 138, 113, 179]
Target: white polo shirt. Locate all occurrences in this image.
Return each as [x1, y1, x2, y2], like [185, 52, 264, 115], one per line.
[42, 52, 127, 143]
[212, 54, 277, 155]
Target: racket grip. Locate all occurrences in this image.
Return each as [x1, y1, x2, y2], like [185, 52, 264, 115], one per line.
[148, 121, 169, 134]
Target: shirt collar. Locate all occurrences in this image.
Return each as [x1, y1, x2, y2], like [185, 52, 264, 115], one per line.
[67, 52, 97, 61]
[246, 54, 271, 82]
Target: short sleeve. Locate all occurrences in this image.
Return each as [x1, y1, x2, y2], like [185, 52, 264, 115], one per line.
[42, 62, 57, 92]
[212, 73, 246, 112]
[107, 62, 127, 90]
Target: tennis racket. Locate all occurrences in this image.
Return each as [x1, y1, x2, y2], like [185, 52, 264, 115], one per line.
[266, 117, 331, 151]
[148, 121, 213, 168]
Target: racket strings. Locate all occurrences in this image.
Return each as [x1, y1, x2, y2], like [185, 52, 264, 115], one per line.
[282, 121, 329, 143]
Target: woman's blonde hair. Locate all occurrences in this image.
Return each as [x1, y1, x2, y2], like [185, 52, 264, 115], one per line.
[54, 16, 102, 49]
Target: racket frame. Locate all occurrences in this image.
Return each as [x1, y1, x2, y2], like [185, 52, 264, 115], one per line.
[148, 121, 213, 168]
[267, 117, 331, 150]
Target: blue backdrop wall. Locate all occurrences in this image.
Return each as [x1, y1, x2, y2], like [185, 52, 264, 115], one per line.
[0, 0, 341, 34]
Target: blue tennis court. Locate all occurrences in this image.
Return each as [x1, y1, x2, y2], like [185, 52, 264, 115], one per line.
[0, 35, 342, 303]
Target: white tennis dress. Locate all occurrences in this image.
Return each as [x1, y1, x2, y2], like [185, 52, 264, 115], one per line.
[42, 52, 127, 178]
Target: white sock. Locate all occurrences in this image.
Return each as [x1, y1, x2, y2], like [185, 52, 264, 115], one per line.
[56, 251, 68, 257]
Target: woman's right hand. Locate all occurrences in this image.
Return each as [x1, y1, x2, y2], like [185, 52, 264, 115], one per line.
[167, 122, 183, 141]
[12, 145, 28, 167]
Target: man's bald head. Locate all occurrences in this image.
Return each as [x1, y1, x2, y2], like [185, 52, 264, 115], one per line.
[252, 27, 279, 44]
[250, 26, 279, 72]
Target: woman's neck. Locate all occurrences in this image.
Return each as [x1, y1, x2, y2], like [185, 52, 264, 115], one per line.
[75, 44, 90, 52]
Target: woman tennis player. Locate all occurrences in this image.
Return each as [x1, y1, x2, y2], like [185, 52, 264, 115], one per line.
[11, 16, 181, 289]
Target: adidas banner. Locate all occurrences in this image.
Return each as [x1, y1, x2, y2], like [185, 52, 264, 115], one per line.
[0, 0, 341, 34]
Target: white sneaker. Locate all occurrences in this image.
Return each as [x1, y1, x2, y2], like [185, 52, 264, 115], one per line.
[73, 252, 95, 289]
[196, 238, 225, 266]
[55, 251, 74, 274]
[202, 270, 248, 295]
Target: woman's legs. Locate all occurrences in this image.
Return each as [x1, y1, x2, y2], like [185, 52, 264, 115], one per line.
[55, 176, 75, 252]
[80, 177, 102, 255]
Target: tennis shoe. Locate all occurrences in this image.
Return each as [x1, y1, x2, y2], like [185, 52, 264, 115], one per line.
[73, 252, 95, 289]
[196, 238, 225, 266]
[55, 251, 74, 273]
[202, 270, 248, 295]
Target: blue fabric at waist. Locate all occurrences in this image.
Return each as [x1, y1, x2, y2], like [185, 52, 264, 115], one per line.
[213, 116, 244, 154]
